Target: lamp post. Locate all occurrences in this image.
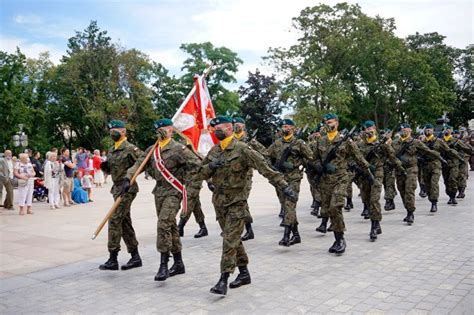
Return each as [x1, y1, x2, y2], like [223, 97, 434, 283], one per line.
[12, 124, 28, 152]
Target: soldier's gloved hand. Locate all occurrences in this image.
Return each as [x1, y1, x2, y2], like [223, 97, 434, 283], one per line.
[207, 182, 215, 192]
[314, 162, 324, 175]
[209, 160, 225, 170]
[120, 178, 130, 196]
[366, 169, 375, 185]
[282, 186, 297, 202]
[397, 166, 407, 177]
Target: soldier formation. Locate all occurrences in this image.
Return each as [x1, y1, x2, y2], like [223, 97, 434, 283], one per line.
[97, 115, 473, 296]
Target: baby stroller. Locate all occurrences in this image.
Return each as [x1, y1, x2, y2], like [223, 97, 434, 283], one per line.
[33, 178, 48, 202]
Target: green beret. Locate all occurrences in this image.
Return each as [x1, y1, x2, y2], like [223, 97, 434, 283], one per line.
[280, 118, 295, 126]
[232, 117, 245, 124]
[154, 118, 173, 129]
[444, 125, 453, 130]
[400, 122, 411, 129]
[382, 128, 392, 134]
[323, 113, 338, 121]
[363, 120, 376, 128]
[424, 123, 434, 129]
[210, 116, 232, 127]
[108, 120, 126, 129]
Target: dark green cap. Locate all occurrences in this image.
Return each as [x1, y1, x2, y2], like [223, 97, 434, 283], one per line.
[424, 123, 434, 129]
[232, 117, 245, 124]
[444, 125, 453, 130]
[108, 120, 126, 129]
[400, 122, 411, 129]
[210, 116, 232, 127]
[154, 118, 173, 129]
[323, 113, 338, 121]
[363, 120, 376, 128]
[280, 118, 295, 126]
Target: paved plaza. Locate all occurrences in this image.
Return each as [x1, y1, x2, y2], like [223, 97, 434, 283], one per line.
[0, 173, 473, 314]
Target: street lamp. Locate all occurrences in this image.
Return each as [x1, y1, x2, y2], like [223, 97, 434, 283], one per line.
[12, 124, 28, 149]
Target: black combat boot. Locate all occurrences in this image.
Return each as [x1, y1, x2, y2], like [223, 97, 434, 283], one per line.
[210, 272, 230, 295]
[364, 207, 371, 220]
[241, 222, 254, 241]
[327, 224, 333, 232]
[406, 211, 414, 225]
[99, 250, 119, 270]
[278, 207, 284, 218]
[178, 218, 186, 237]
[375, 221, 382, 235]
[289, 224, 301, 246]
[384, 199, 395, 211]
[370, 220, 377, 241]
[310, 207, 319, 217]
[311, 200, 321, 217]
[315, 217, 328, 233]
[229, 266, 251, 289]
[361, 203, 369, 217]
[344, 197, 353, 210]
[311, 199, 317, 209]
[328, 232, 338, 253]
[278, 225, 291, 246]
[154, 252, 170, 281]
[169, 252, 185, 277]
[430, 201, 438, 213]
[194, 221, 208, 238]
[457, 188, 465, 199]
[448, 193, 458, 205]
[121, 248, 143, 270]
[333, 232, 346, 254]
[419, 184, 427, 198]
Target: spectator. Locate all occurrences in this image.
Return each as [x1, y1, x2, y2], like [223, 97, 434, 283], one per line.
[30, 151, 43, 178]
[14, 153, 35, 215]
[60, 148, 76, 207]
[44, 151, 61, 209]
[75, 147, 88, 176]
[72, 171, 89, 203]
[0, 150, 15, 210]
[82, 168, 93, 202]
[92, 150, 104, 187]
[101, 150, 108, 184]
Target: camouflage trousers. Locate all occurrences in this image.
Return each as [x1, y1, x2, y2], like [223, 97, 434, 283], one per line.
[421, 165, 441, 202]
[215, 200, 250, 273]
[458, 160, 469, 189]
[276, 179, 301, 226]
[307, 172, 321, 202]
[155, 194, 182, 254]
[418, 163, 425, 187]
[383, 167, 397, 200]
[395, 167, 418, 212]
[360, 171, 383, 221]
[320, 175, 348, 232]
[180, 194, 205, 224]
[442, 163, 459, 197]
[346, 170, 355, 199]
[108, 192, 139, 253]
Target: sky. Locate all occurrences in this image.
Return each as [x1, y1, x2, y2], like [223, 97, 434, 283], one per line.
[1, 0, 473, 85]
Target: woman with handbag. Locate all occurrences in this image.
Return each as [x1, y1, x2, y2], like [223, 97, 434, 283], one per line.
[44, 152, 62, 209]
[14, 153, 36, 215]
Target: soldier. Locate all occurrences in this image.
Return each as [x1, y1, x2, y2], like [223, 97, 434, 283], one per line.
[307, 125, 323, 217]
[124, 119, 201, 282]
[392, 123, 440, 224]
[382, 128, 398, 211]
[196, 116, 295, 295]
[455, 127, 472, 198]
[419, 124, 458, 212]
[99, 120, 142, 271]
[267, 119, 313, 247]
[177, 179, 208, 239]
[312, 113, 372, 254]
[416, 131, 428, 199]
[357, 120, 403, 240]
[441, 126, 473, 204]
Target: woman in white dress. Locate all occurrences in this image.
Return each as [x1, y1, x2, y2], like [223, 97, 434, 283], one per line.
[14, 153, 36, 215]
[44, 152, 62, 209]
[93, 149, 105, 187]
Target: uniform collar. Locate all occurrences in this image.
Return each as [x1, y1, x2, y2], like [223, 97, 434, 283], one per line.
[159, 138, 172, 149]
[114, 137, 127, 150]
[220, 135, 235, 150]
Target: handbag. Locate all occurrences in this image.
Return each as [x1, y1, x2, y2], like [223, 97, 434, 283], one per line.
[17, 178, 28, 187]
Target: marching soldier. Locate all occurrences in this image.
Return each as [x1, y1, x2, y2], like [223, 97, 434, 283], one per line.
[312, 113, 372, 254]
[196, 116, 295, 295]
[441, 126, 473, 204]
[267, 119, 313, 247]
[124, 119, 201, 282]
[357, 120, 403, 240]
[307, 125, 323, 217]
[419, 124, 458, 212]
[382, 128, 397, 211]
[455, 127, 472, 198]
[177, 180, 208, 239]
[392, 123, 440, 224]
[99, 120, 143, 271]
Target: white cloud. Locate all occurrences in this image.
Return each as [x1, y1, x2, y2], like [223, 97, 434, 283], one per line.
[147, 49, 186, 70]
[0, 36, 64, 64]
[14, 14, 42, 24]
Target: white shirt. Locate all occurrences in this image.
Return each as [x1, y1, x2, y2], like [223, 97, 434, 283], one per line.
[7, 159, 13, 179]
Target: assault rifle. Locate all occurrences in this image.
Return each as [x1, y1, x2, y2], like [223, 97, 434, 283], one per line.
[273, 124, 308, 172]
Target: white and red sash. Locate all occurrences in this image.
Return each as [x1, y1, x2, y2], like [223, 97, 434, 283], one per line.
[153, 146, 187, 213]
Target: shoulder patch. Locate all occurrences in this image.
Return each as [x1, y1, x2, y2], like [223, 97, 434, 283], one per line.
[134, 147, 138, 151]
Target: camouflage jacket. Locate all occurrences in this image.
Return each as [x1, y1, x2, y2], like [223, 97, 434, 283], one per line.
[313, 132, 370, 181]
[442, 137, 473, 165]
[106, 140, 142, 196]
[422, 137, 459, 168]
[392, 136, 439, 169]
[126, 139, 201, 197]
[358, 139, 402, 176]
[197, 137, 288, 207]
[267, 136, 313, 181]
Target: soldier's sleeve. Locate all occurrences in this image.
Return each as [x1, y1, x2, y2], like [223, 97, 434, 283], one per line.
[298, 140, 314, 161]
[415, 140, 440, 160]
[382, 143, 403, 170]
[249, 139, 268, 157]
[348, 141, 370, 170]
[439, 140, 461, 160]
[179, 146, 202, 188]
[455, 140, 474, 155]
[194, 150, 215, 181]
[244, 146, 288, 190]
[125, 146, 151, 180]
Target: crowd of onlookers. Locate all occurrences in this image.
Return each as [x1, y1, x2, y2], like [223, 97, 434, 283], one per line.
[0, 147, 108, 216]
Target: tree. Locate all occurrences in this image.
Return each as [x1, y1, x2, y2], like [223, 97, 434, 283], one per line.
[151, 63, 185, 118]
[449, 45, 473, 127]
[239, 69, 284, 146]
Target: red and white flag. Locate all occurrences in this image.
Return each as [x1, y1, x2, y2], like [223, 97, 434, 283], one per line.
[172, 71, 218, 155]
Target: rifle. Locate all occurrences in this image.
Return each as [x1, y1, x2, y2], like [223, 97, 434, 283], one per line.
[273, 124, 308, 172]
[365, 129, 393, 162]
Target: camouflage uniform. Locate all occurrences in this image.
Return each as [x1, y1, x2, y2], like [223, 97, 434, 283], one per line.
[197, 137, 288, 273]
[392, 136, 439, 220]
[105, 140, 141, 254]
[179, 179, 206, 232]
[383, 161, 397, 208]
[308, 138, 322, 214]
[457, 136, 472, 197]
[441, 136, 472, 201]
[267, 136, 313, 226]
